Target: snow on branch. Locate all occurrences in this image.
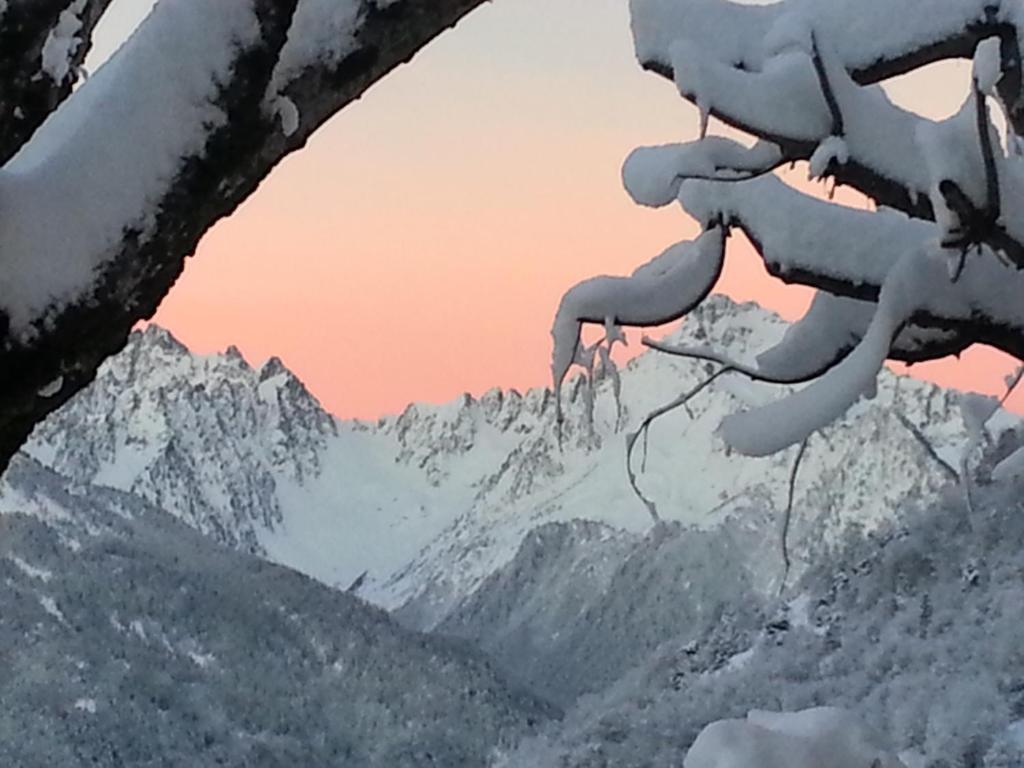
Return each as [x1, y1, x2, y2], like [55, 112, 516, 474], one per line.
[639, 1, 1024, 245]
[551, 226, 726, 411]
[555, 1, 1024, 460]
[677, 176, 926, 293]
[622, 138, 783, 208]
[0, 0, 276, 336]
[676, 176, 1024, 364]
[634, 0, 1023, 100]
[719, 247, 933, 456]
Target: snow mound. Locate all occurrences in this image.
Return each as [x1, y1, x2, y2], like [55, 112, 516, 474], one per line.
[685, 707, 904, 768]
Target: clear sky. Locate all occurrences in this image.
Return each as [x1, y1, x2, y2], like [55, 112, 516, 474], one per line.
[89, 1, 1024, 417]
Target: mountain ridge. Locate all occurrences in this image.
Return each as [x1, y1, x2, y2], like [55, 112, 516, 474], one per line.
[19, 296, 1018, 629]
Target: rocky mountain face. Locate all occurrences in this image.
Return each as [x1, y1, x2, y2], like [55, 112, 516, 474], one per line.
[26, 327, 337, 554]
[0, 455, 552, 767]
[20, 297, 1016, 632]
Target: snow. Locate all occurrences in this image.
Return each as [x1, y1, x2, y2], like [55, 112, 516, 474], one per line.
[720, 647, 755, 673]
[684, 707, 903, 768]
[632, 0, 1004, 77]
[37, 376, 64, 398]
[551, 228, 724, 397]
[40, 0, 87, 84]
[815, 35, 934, 198]
[973, 36, 1003, 96]
[720, 248, 930, 457]
[73, 698, 98, 714]
[808, 136, 849, 179]
[992, 444, 1024, 481]
[273, 95, 301, 137]
[677, 176, 929, 288]
[269, 0, 362, 93]
[961, 392, 999, 440]
[622, 139, 782, 207]
[755, 293, 865, 379]
[129, 619, 147, 640]
[187, 651, 216, 669]
[258, 427, 465, 593]
[0, 0, 261, 336]
[39, 595, 65, 622]
[631, 0, 776, 74]
[8, 555, 54, 583]
[19, 312, 1020, 627]
[628, 0, 1021, 249]
[916, 94, 991, 212]
[669, 43, 832, 142]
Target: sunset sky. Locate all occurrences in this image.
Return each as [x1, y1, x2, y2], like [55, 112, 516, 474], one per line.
[90, 1, 1024, 417]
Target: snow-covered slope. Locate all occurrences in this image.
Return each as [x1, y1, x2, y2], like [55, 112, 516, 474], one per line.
[437, 517, 775, 707]
[21, 297, 1018, 628]
[497, 478, 1024, 768]
[0, 456, 552, 767]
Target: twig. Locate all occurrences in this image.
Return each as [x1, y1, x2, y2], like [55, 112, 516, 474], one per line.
[780, 437, 810, 595]
[642, 338, 849, 386]
[626, 367, 734, 524]
[894, 412, 960, 482]
[810, 32, 845, 137]
[999, 365, 1024, 407]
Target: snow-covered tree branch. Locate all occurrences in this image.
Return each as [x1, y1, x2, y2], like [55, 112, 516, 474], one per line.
[0, 0, 486, 472]
[553, 0, 1024, 458]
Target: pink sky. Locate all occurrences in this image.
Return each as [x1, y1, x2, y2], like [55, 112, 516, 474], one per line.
[96, 1, 1024, 417]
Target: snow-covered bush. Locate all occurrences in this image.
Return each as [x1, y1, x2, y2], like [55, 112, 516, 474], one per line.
[553, 0, 1024, 459]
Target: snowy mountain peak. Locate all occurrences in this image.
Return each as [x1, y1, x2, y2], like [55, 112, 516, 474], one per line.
[135, 323, 189, 352]
[668, 294, 788, 357]
[223, 343, 247, 364]
[259, 355, 289, 381]
[18, 301, 1024, 630]
[24, 326, 339, 552]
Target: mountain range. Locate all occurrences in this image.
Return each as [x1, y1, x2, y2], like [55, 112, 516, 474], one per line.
[23, 296, 1014, 627]
[5, 295, 1023, 765]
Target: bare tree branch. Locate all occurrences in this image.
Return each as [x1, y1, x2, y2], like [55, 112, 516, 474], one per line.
[625, 367, 734, 524]
[894, 412, 960, 482]
[779, 437, 809, 594]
